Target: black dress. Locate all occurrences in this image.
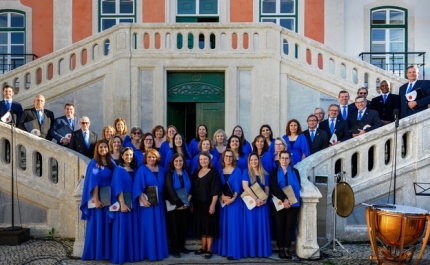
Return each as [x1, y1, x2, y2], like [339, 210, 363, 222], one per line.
[191, 168, 221, 237]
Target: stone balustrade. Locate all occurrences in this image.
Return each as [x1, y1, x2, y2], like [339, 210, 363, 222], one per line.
[1, 23, 404, 108]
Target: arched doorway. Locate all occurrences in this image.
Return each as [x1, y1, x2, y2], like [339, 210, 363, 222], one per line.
[167, 72, 225, 144]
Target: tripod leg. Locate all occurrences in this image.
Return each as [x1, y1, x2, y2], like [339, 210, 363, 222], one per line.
[334, 239, 350, 253]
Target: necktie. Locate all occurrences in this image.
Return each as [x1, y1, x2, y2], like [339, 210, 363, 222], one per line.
[358, 110, 363, 121]
[342, 106, 347, 120]
[38, 110, 44, 124]
[383, 94, 387, 104]
[330, 119, 335, 134]
[407, 83, 413, 93]
[310, 130, 315, 142]
[69, 118, 74, 130]
[84, 131, 90, 149]
[5, 101, 10, 111]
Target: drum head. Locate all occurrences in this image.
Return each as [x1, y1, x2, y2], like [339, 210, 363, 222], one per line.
[332, 182, 355, 217]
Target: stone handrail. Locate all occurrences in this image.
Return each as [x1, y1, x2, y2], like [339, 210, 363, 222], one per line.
[0, 122, 89, 238]
[295, 109, 430, 242]
[1, 23, 405, 108]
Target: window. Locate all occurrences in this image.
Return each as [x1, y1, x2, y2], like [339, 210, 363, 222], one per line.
[370, 8, 407, 75]
[260, 0, 297, 32]
[0, 11, 25, 74]
[177, 0, 218, 16]
[99, 0, 135, 31]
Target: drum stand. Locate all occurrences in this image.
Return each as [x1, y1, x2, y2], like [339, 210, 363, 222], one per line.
[310, 172, 349, 258]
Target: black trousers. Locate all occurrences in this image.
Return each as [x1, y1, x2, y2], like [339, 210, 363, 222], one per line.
[270, 203, 300, 248]
[166, 208, 190, 254]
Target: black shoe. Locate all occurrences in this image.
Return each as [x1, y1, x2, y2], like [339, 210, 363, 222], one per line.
[204, 251, 212, 259]
[278, 251, 286, 259]
[227, 256, 234, 260]
[172, 253, 181, 258]
[194, 248, 206, 255]
[180, 247, 191, 254]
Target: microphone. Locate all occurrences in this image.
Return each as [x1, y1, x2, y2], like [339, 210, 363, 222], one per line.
[393, 109, 399, 128]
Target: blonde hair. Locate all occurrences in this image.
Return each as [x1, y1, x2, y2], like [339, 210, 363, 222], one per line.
[247, 153, 267, 185]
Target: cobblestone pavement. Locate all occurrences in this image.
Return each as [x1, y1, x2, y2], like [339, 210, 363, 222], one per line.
[1, 239, 430, 265]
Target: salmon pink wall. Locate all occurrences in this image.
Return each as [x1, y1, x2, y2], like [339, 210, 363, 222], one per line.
[304, 0, 324, 43]
[72, 0, 92, 43]
[21, 0, 53, 57]
[142, 0, 165, 22]
[230, 0, 253, 22]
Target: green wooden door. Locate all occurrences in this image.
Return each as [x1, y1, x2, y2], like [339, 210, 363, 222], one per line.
[167, 72, 224, 143]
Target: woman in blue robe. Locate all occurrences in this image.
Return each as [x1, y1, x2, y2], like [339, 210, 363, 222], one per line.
[163, 133, 191, 170]
[282, 119, 310, 166]
[228, 125, 252, 157]
[164, 153, 192, 258]
[188, 124, 209, 158]
[133, 148, 169, 261]
[213, 149, 244, 260]
[241, 153, 272, 258]
[159, 125, 177, 167]
[227, 135, 248, 171]
[110, 147, 138, 264]
[269, 150, 301, 259]
[123, 126, 142, 151]
[260, 124, 275, 153]
[80, 140, 115, 261]
[190, 138, 221, 175]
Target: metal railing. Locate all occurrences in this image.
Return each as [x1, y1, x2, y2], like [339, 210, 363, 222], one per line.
[358, 51, 426, 79]
[0, 53, 38, 74]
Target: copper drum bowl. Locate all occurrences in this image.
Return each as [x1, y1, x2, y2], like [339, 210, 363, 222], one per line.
[373, 205, 427, 247]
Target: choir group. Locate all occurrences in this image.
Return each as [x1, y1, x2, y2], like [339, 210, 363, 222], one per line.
[80, 122, 304, 264]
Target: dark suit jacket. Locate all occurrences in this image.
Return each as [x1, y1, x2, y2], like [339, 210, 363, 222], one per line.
[347, 108, 382, 134]
[69, 129, 98, 158]
[319, 118, 351, 143]
[17, 108, 55, 140]
[398, 80, 430, 118]
[303, 128, 328, 155]
[337, 104, 358, 121]
[49, 115, 79, 145]
[0, 100, 23, 124]
[369, 93, 400, 122]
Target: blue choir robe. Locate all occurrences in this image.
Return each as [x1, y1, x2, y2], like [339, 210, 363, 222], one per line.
[282, 134, 310, 166]
[241, 170, 272, 258]
[110, 166, 139, 264]
[213, 167, 244, 259]
[80, 159, 113, 261]
[132, 165, 169, 261]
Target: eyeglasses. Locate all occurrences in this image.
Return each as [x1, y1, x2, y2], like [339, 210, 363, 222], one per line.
[225, 155, 234, 158]
[315, 112, 324, 115]
[359, 92, 368, 95]
[144, 138, 153, 141]
[80, 122, 89, 124]
[132, 132, 141, 135]
[329, 109, 339, 112]
[275, 143, 284, 146]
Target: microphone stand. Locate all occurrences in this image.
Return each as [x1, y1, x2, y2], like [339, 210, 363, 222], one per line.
[5, 112, 21, 231]
[393, 112, 399, 205]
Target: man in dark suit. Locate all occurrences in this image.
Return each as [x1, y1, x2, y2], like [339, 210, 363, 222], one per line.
[69, 116, 98, 158]
[319, 104, 351, 145]
[348, 96, 382, 137]
[398, 65, 430, 119]
[0, 84, 23, 123]
[369, 80, 400, 125]
[17, 94, 55, 140]
[50, 103, 79, 146]
[337, 90, 357, 121]
[303, 114, 328, 155]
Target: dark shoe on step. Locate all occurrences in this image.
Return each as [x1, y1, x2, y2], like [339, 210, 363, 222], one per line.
[172, 253, 181, 258]
[180, 247, 191, 254]
[194, 248, 206, 255]
[204, 251, 213, 259]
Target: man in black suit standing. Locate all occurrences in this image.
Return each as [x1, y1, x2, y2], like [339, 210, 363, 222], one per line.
[303, 114, 328, 155]
[398, 65, 430, 119]
[319, 104, 351, 145]
[18, 94, 55, 140]
[369, 80, 400, 125]
[348, 96, 382, 138]
[50, 103, 79, 146]
[337, 90, 357, 121]
[0, 84, 23, 123]
[69, 116, 98, 158]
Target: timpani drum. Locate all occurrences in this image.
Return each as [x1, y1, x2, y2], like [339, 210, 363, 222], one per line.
[366, 204, 430, 265]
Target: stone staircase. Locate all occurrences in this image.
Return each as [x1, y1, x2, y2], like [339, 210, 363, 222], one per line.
[1, 23, 427, 259]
